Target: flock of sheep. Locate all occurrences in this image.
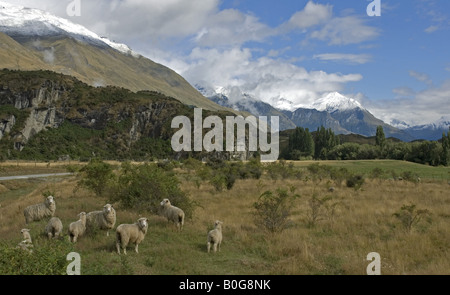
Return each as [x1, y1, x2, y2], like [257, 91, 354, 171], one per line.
[17, 196, 223, 255]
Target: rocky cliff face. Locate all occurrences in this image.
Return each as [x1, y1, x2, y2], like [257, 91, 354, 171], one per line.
[0, 70, 192, 158]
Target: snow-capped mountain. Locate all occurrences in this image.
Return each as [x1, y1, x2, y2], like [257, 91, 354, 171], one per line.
[403, 117, 450, 141]
[199, 86, 413, 141]
[311, 92, 365, 113]
[0, 1, 135, 55]
[0, 2, 223, 112]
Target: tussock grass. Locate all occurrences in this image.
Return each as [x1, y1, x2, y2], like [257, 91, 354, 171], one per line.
[0, 161, 449, 275]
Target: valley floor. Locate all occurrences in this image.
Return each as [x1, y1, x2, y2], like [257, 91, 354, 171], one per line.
[0, 160, 449, 275]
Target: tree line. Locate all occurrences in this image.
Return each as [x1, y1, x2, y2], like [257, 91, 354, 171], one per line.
[281, 125, 450, 167]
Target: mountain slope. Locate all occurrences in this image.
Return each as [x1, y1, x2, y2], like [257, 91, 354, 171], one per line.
[403, 117, 450, 141]
[0, 3, 230, 112]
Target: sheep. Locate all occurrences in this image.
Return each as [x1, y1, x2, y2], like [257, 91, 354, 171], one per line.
[23, 195, 56, 224]
[68, 212, 87, 243]
[17, 229, 33, 253]
[44, 217, 63, 239]
[116, 217, 149, 255]
[86, 204, 116, 236]
[207, 220, 223, 253]
[159, 199, 185, 232]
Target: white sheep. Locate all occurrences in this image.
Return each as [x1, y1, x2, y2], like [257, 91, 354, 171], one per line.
[44, 217, 63, 239]
[23, 195, 56, 224]
[159, 199, 185, 232]
[207, 220, 223, 253]
[86, 204, 116, 236]
[68, 212, 87, 243]
[116, 217, 149, 255]
[17, 229, 33, 253]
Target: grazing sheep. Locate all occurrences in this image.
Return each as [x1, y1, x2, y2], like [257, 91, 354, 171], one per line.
[23, 196, 56, 224]
[207, 220, 223, 253]
[44, 217, 63, 239]
[116, 217, 149, 255]
[17, 229, 33, 253]
[328, 187, 335, 193]
[86, 204, 116, 236]
[68, 212, 87, 243]
[159, 199, 185, 232]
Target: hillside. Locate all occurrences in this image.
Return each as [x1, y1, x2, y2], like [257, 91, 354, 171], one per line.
[0, 69, 235, 161]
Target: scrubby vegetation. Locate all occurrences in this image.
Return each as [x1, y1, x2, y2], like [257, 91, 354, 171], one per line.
[1, 159, 448, 275]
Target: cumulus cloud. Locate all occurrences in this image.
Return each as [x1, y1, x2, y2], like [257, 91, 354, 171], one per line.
[369, 79, 450, 125]
[182, 47, 363, 110]
[283, 1, 332, 30]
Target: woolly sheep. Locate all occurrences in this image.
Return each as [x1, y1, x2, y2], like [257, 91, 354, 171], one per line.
[68, 212, 87, 243]
[23, 195, 56, 224]
[207, 220, 223, 253]
[17, 229, 33, 253]
[159, 199, 185, 232]
[116, 217, 149, 255]
[86, 204, 116, 236]
[44, 217, 63, 239]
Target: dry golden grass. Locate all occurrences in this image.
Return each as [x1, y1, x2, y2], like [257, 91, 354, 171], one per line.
[1, 164, 449, 275]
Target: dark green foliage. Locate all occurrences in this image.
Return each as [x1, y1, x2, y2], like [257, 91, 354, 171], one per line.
[284, 127, 314, 160]
[110, 162, 196, 219]
[253, 188, 300, 233]
[0, 239, 75, 275]
[346, 174, 365, 190]
[77, 158, 115, 196]
[376, 126, 386, 149]
[313, 126, 339, 160]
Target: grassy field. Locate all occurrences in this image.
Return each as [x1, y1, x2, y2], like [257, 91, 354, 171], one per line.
[0, 160, 449, 275]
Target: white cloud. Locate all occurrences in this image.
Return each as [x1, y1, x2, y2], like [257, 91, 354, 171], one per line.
[313, 53, 372, 64]
[181, 47, 363, 110]
[310, 16, 379, 45]
[285, 1, 332, 30]
[369, 79, 450, 125]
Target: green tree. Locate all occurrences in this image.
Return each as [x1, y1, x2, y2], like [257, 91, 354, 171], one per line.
[375, 125, 386, 150]
[287, 127, 314, 159]
[441, 128, 450, 166]
[314, 126, 338, 160]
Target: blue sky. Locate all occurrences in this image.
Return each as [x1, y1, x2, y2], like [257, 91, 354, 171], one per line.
[3, 0, 450, 125]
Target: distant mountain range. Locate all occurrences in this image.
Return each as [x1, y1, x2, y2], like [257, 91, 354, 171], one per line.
[198, 86, 447, 142]
[0, 2, 446, 143]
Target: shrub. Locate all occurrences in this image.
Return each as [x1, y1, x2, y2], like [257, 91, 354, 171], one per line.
[393, 204, 431, 233]
[0, 239, 74, 275]
[346, 174, 365, 190]
[110, 162, 197, 219]
[305, 193, 339, 227]
[253, 188, 300, 233]
[77, 158, 115, 196]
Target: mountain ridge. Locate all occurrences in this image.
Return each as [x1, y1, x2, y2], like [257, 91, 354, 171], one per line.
[0, 2, 240, 114]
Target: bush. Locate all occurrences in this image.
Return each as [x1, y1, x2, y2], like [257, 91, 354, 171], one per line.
[110, 162, 197, 219]
[0, 239, 74, 275]
[346, 174, 365, 190]
[77, 158, 115, 196]
[393, 204, 431, 233]
[253, 188, 300, 233]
